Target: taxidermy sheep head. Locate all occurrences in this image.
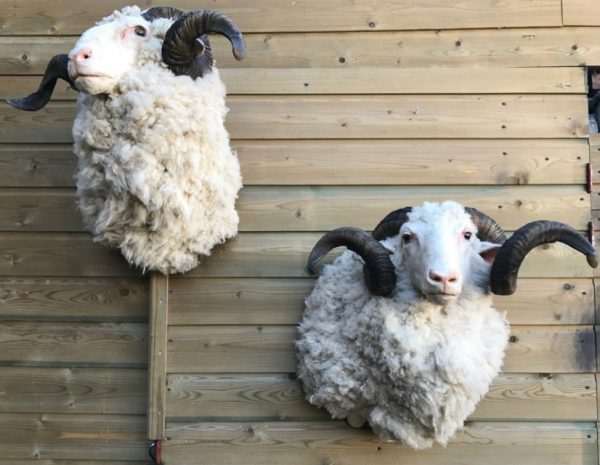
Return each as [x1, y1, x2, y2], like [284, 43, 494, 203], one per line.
[6, 6, 246, 274]
[297, 201, 597, 449]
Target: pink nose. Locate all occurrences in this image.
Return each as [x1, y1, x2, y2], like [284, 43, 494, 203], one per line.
[428, 270, 459, 286]
[70, 48, 92, 62]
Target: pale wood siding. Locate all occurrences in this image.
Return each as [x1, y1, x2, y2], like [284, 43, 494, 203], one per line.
[1, 1, 599, 464]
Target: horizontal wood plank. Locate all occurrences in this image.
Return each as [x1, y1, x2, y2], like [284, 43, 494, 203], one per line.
[0, 186, 590, 232]
[0, 277, 148, 321]
[0, 461, 148, 465]
[563, 0, 600, 26]
[165, 373, 597, 422]
[185, 232, 596, 278]
[0, 231, 584, 279]
[236, 139, 589, 185]
[166, 325, 595, 373]
[0, 145, 75, 187]
[0, 321, 147, 367]
[0, 367, 146, 414]
[235, 186, 590, 232]
[0, 0, 563, 35]
[162, 421, 598, 465]
[0, 95, 588, 143]
[168, 277, 595, 325]
[0, 233, 138, 277]
[0, 413, 146, 461]
[0, 139, 589, 187]
[5, 29, 600, 72]
[3, 67, 586, 97]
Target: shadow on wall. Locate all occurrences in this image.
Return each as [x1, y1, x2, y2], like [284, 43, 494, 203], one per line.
[588, 67, 600, 133]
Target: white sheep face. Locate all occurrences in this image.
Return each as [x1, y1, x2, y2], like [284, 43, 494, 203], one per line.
[397, 201, 500, 305]
[67, 13, 153, 95]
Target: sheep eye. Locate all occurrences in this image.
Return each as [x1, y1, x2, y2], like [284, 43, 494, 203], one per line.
[401, 233, 413, 244]
[463, 231, 472, 240]
[134, 26, 147, 37]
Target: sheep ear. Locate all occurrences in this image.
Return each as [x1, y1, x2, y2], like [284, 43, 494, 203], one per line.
[479, 242, 501, 264]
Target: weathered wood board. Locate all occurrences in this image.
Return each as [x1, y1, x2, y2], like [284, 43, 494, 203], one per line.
[0, 140, 589, 187]
[0, 0, 564, 34]
[0, 96, 588, 143]
[0, 0, 597, 463]
[162, 421, 598, 465]
[166, 373, 597, 422]
[168, 277, 595, 325]
[6, 29, 600, 71]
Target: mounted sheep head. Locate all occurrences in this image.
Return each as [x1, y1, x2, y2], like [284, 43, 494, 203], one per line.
[6, 6, 245, 109]
[308, 201, 598, 301]
[299, 201, 599, 446]
[3, 5, 246, 274]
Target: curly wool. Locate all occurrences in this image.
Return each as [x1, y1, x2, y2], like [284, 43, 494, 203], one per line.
[296, 211, 509, 449]
[72, 7, 241, 274]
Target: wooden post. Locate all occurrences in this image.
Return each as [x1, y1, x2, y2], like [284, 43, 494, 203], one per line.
[148, 272, 169, 440]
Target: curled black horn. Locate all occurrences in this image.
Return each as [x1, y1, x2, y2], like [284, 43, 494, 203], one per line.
[162, 9, 245, 79]
[465, 207, 507, 244]
[307, 227, 397, 297]
[372, 207, 413, 241]
[490, 220, 598, 295]
[5, 54, 74, 111]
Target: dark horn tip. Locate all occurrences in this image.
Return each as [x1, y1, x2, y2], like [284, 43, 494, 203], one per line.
[587, 254, 598, 268]
[233, 42, 246, 61]
[5, 97, 35, 111]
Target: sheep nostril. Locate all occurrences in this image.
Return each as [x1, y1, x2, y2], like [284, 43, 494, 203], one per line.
[428, 270, 459, 286]
[428, 270, 443, 283]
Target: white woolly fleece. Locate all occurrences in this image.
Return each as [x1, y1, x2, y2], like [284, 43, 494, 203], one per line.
[72, 6, 242, 273]
[296, 202, 510, 449]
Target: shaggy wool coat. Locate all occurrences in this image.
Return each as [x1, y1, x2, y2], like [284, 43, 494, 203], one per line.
[297, 235, 509, 449]
[72, 9, 242, 273]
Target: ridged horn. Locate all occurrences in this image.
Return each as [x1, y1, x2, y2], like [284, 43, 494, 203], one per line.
[372, 207, 413, 241]
[142, 6, 184, 21]
[307, 227, 397, 297]
[490, 221, 598, 295]
[464, 207, 507, 244]
[162, 9, 245, 79]
[5, 54, 74, 111]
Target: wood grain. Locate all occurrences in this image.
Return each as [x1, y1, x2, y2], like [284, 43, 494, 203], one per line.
[168, 277, 595, 326]
[0, 145, 76, 187]
[3, 227, 587, 283]
[0, 461, 148, 465]
[148, 273, 168, 440]
[0, 232, 138, 277]
[235, 139, 589, 186]
[563, 0, 600, 26]
[0, 0, 563, 35]
[2, 67, 586, 97]
[166, 325, 595, 373]
[162, 421, 598, 465]
[0, 321, 147, 367]
[165, 373, 597, 422]
[183, 232, 596, 279]
[0, 413, 146, 460]
[0, 95, 588, 143]
[0, 140, 588, 187]
[4, 29, 600, 72]
[0, 186, 590, 232]
[0, 277, 148, 321]
[0, 367, 146, 414]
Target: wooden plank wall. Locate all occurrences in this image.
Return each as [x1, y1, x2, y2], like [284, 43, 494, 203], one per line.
[0, 0, 600, 464]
